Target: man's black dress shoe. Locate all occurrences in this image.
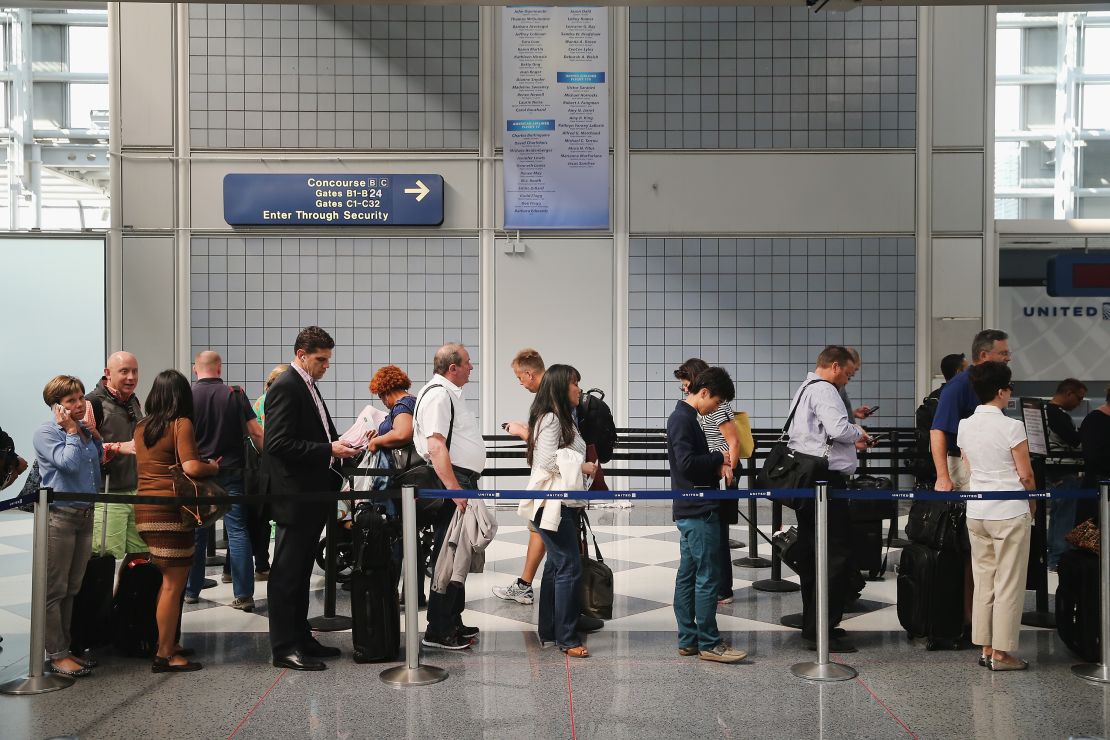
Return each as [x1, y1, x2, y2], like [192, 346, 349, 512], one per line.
[273, 652, 326, 671]
[301, 641, 341, 659]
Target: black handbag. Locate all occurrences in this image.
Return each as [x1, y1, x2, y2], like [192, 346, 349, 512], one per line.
[578, 511, 613, 620]
[758, 380, 833, 509]
[847, 474, 896, 522]
[771, 525, 813, 578]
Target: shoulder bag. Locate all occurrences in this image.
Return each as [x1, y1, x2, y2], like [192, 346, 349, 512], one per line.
[578, 510, 614, 620]
[757, 380, 833, 509]
[169, 419, 229, 528]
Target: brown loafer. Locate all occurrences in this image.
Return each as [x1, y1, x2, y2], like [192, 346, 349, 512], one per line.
[561, 645, 589, 658]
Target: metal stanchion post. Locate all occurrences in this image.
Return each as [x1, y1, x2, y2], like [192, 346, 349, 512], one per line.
[381, 486, 448, 687]
[1073, 481, 1110, 684]
[753, 500, 800, 593]
[735, 499, 771, 568]
[1, 488, 74, 695]
[309, 499, 352, 631]
[204, 522, 224, 567]
[791, 482, 857, 682]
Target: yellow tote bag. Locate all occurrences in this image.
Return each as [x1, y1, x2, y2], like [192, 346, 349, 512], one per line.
[733, 411, 755, 460]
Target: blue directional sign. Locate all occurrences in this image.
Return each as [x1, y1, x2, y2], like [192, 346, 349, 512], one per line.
[223, 173, 444, 226]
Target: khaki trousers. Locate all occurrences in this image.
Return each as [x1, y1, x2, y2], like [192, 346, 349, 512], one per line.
[967, 513, 1032, 653]
[947, 454, 971, 491]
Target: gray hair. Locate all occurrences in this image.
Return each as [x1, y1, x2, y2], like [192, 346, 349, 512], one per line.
[971, 329, 1008, 361]
[433, 343, 467, 376]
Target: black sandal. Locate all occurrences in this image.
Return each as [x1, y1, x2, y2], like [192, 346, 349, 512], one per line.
[152, 655, 203, 673]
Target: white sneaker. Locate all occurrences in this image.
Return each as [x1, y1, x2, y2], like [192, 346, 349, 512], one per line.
[492, 579, 534, 605]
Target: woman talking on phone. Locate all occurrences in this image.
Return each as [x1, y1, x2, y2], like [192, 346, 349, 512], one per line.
[32, 375, 103, 677]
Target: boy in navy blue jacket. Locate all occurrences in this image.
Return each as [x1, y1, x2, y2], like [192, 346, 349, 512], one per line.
[666, 367, 747, 664]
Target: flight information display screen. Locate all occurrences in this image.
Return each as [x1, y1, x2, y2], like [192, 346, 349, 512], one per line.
[1047, 253, 1110, 296]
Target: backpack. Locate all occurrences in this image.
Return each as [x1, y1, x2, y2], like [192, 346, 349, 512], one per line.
[913, 392, 941, 484]
[578, 388, 617, 464]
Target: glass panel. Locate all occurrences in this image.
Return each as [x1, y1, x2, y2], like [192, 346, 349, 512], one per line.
[1084, 27, 1110, 73]
[31, 24, 64, 72]
[1022, 140, 1056, 187]
[1082, 84, 1110, 129]
[995, 198, 1021, 219]
[997, 28, 1022, 76]
[68, 26, 108, 74]
[1023, 27, 1057, 75]
[1078, 197, 1110, 218]
[1024, 84, 1056, 130]
[995, 141, 1021, 189]
[996, 85, 1021, 131]
[1081, 141, 1110, 188]
[1022, 198, 1055, 219]
[0, 238, 106, 490]
[32, 81, 64, 129]
[69, 83, 108, 129]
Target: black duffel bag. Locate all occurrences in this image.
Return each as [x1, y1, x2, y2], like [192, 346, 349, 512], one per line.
[847, 474, 896, 522]
[905, 499, 969, 553]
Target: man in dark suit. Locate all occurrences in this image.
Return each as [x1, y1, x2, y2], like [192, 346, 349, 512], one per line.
[261, 326, 362, 671]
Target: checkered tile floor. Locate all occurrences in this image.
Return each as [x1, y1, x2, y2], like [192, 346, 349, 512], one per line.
[0, 505, 1059, 640]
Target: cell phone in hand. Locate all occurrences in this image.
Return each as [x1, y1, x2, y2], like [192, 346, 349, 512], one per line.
[867, 405, 880, 414]
[500, 422, 510, 431]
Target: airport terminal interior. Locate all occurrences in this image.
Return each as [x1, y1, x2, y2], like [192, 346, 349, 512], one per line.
[2, 1, 1110, 738]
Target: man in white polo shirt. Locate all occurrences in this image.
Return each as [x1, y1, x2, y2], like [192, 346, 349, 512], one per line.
[413, 343, 487, 650]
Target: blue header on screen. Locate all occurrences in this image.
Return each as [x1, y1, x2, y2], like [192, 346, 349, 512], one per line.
[223, 173, 444, 226]
[507, 119, 556, 131]
[556, 72, 605, 83]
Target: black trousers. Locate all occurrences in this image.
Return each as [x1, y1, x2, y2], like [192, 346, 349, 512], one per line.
[268, 508, 329, 656]
[425, 502, 465, 638]
[799, 471, 853, 641]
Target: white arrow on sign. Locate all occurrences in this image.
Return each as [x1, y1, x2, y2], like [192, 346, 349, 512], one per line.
[403, 180, 430, 202]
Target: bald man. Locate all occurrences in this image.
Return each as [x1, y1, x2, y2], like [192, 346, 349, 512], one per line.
[184, 351, 265, 609]
[88, 351, 149, 562]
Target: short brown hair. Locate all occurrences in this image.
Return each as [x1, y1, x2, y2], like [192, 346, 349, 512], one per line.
[43, 375, 85, 407]
[816, 345, 854, 369]
[511, 348, 545, 374]
[293, 326, 335, 354]
[369, 365, 412, 396]
[1057, 378, 1087, 396]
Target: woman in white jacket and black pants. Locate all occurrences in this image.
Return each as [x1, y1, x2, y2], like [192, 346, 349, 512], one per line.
[520, 364, 597, 658]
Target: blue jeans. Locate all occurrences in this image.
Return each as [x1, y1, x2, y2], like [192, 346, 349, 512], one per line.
[186, 473, 254, 599]
[535, 507, 583, 649]
[674, 511, 722, 651]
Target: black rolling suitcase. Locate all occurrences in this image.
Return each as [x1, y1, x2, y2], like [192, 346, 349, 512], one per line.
[70, 500, 116, 655]
[113, 556, 162, 658]
[350, 503, 400, 663]
[1056, 548, 1100, 662]
[850, 520, 884, 580]
[896, 543, 965, 650]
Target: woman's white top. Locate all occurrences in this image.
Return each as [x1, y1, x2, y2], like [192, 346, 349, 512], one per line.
[957, 405, 1029, 520]
[519, 413, 587, 531]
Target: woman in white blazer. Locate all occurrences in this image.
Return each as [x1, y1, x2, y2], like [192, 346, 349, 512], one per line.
[521, 364, 597, 658]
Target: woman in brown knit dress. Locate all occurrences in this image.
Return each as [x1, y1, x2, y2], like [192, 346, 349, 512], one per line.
[134, 369, 219, 673]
